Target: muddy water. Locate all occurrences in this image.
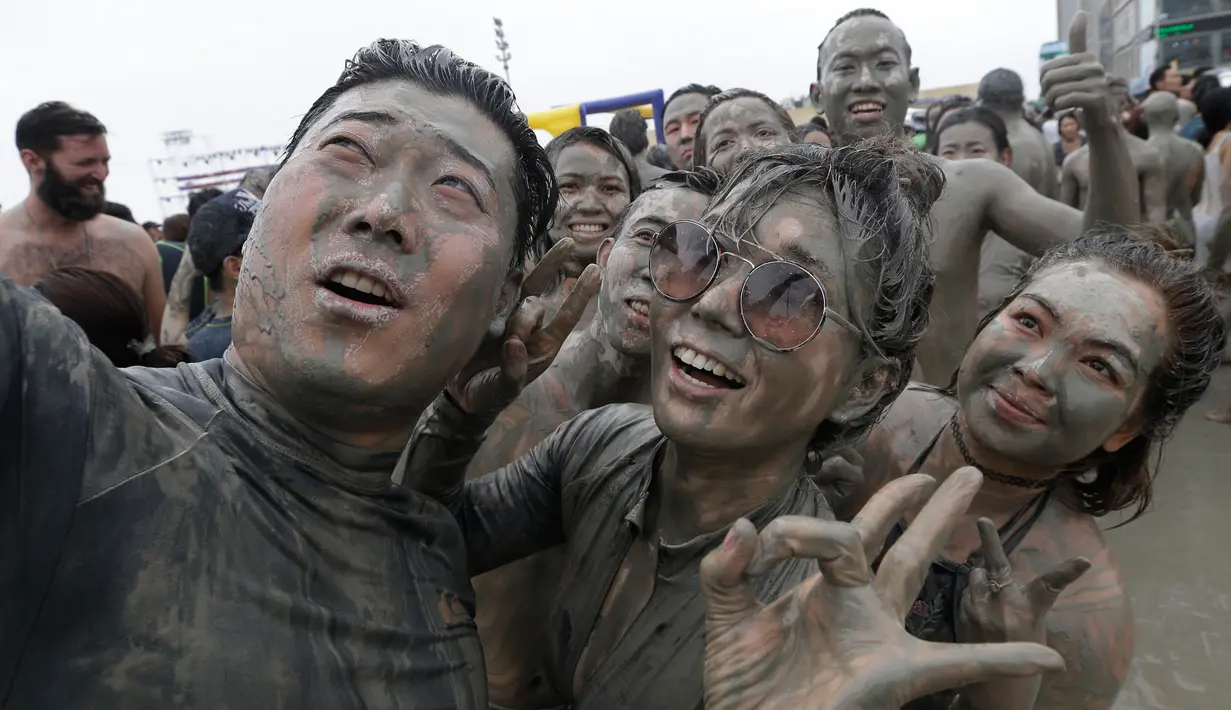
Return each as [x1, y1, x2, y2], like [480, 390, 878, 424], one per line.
[1109, 368, 1231, 710]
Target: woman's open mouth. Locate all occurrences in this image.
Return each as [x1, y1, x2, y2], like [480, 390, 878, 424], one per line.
[567, 221, 611, 241]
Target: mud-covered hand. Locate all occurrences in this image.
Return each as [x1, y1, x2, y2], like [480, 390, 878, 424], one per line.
[807, 448, 865, 509]
[1041, 13, 1112, 120]
[954, 518, 1090, 710]
[699, 469, 1066, 710]
[447, 238, 601, 416]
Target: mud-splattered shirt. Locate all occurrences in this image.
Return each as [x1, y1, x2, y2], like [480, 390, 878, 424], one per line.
[407, 398, 830, 710]
[0, 274, 486, 709]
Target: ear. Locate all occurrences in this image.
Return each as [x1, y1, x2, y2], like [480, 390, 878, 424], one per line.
[597, 237, 614, 269]
[1002, 146, 1014, 166]
[488, 271, 524, 335]
[809, 82, 822, 108]
[223, 254, 243, 280]
[1101, 420, 1143, 454]
[908, 67, 921, 105]
[828, 356, 900, 426]
[19, 148, 44, 176]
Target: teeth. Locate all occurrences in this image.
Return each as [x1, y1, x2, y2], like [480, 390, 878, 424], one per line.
[851, 102, 883, 113]
[671, 346, 746, 385]
[570, 223, 607, 234]
[329, 269, 392, 301]
[628, 300, 649, 315]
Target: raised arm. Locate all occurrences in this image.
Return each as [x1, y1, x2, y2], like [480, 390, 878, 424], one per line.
[980, 159, 1081, 257]
[1041, 13, 1140, 231]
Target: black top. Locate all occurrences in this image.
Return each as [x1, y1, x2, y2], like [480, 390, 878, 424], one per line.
[0, 274, 486, 709]
[873, 412, 1051, 710]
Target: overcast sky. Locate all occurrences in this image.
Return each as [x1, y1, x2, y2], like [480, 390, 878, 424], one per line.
[0, 0, 1057, 221]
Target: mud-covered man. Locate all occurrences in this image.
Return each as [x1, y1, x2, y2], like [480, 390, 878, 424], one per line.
[0, 40, 577, 709]
[978, 68, 1059, 199]
[0, 101, 166, 338]
[809, 8, 1138, 384]
[661, 83, 720, 169]
[404, 169, 720, 710]
[1142, 90, 1205, 248]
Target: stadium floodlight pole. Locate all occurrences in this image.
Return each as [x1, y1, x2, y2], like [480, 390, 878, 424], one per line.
[494, 17, 512, 85]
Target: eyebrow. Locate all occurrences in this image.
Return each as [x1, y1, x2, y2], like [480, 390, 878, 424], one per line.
[1023, 294, 1141, 371]
[779, 241, 835, 280]
[323, 109, 498, 194]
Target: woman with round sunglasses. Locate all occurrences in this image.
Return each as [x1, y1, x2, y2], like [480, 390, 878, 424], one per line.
[402, 141, 1081, 709]
[837, 230, 1226, 710]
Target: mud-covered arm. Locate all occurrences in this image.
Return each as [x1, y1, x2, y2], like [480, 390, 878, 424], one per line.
[1041, 143, 1061, 200]
[1188, 156, 1205, 208]
[407, 396, 607, 576]
[1030, 552, 1133, 709]
[1081, 115, 1140, 231]
[394, 391, 497, 491]
[1142, 160, 1168, 225]
[980, 159, 1081, 257]
[161, 245, 199, 346]
[133, 234, 167, 342]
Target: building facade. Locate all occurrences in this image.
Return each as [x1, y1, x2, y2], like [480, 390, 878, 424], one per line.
[1059, 0, 1231, 82]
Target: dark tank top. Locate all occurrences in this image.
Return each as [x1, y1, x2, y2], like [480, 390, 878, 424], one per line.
[873, 415, 1052, 710]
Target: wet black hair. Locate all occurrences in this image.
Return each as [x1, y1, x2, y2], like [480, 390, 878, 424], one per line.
[544, 126, 643, 199]
[935, 106, 1010, 156]
[609, 167, 722, 242]
[282, 39, 556, 274]
[818, 8, 913, 73]
[1149, 65, 1172, 90]
[1192, 73, 1221, 110]
[664, 83, 722, 116]
[15, 102, 106, 157]
[646, 144, 675, 170]
[103, 201, 137, 223]
[608, 109, 650, 156]
[187, 188, 224, 219]
[704, 139, 944, 454]
[692, 89, 795, 171]
[978, 68, 1026, 108]
[967, 229, 1225, 523]
[1200, 87, 1231, 135]
[35, 267, 191, 369]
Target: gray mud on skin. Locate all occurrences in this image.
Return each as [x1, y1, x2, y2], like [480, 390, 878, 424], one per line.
[1109, 367, 1231, 710]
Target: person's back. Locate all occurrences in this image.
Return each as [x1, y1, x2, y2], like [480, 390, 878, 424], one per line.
[978, 68, 1058, 198]
[1143, 92, 1206, 247]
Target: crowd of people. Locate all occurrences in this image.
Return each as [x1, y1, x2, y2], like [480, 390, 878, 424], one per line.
[0, 7, 1228, 710]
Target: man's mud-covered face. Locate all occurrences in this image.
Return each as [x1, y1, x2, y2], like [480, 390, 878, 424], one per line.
[649, 188, 871, 457]
[699, 98, 792, 175]
[597, 186, 707, 357]
[231, 79, 520, 424]
[817, 15, 918, 143]
[548, 142, 632, 262]
[663, 92, 709, 168]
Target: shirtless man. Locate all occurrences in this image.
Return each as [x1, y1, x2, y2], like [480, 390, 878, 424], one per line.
[661, 83, 720, 168]
[809, 9, 1138, 384]
[1060, 76, 1167, 225]
[978, 68, 1059, 199]
[401, 170, 720, 709]
[1142, 90, 1205, 248]
[0, 101, 165, 337]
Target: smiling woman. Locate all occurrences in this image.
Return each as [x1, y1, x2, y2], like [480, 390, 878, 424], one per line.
[843, 229, 1226, 710]
[543, 126, 641, 264]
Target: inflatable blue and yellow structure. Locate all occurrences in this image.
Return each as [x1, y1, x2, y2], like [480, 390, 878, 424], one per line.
[528, 89, 666, 144]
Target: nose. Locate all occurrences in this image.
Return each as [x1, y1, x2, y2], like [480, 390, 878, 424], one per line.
[342, 188, 415, 252]
[853, 63, 877, 92]
[690, 257, 746, 339]
[92, 164, 109, 183]
[1011, 349, 1059, 394]
[572, 185, 603, 213]
[680, 120, 698, 143]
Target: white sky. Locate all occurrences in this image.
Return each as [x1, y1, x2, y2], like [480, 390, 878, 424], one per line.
[0, 0, 1057, 222]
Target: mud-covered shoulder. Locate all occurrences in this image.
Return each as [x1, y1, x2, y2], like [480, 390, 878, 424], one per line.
[1015, 505, 1133, 710]
[838, 385, 955, 520]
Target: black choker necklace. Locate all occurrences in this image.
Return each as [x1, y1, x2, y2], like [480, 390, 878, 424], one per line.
[948, 414, 1061, 490]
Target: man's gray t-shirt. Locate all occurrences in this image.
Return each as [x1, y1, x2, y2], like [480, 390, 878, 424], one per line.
[409, 399, 830, 710]
[0, 274, 486, 709]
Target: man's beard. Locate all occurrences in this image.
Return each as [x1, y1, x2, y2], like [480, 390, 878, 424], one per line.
[37, 162, 105, 222]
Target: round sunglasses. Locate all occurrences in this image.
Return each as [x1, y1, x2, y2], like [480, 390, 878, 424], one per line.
[648, 220, 863, 352]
